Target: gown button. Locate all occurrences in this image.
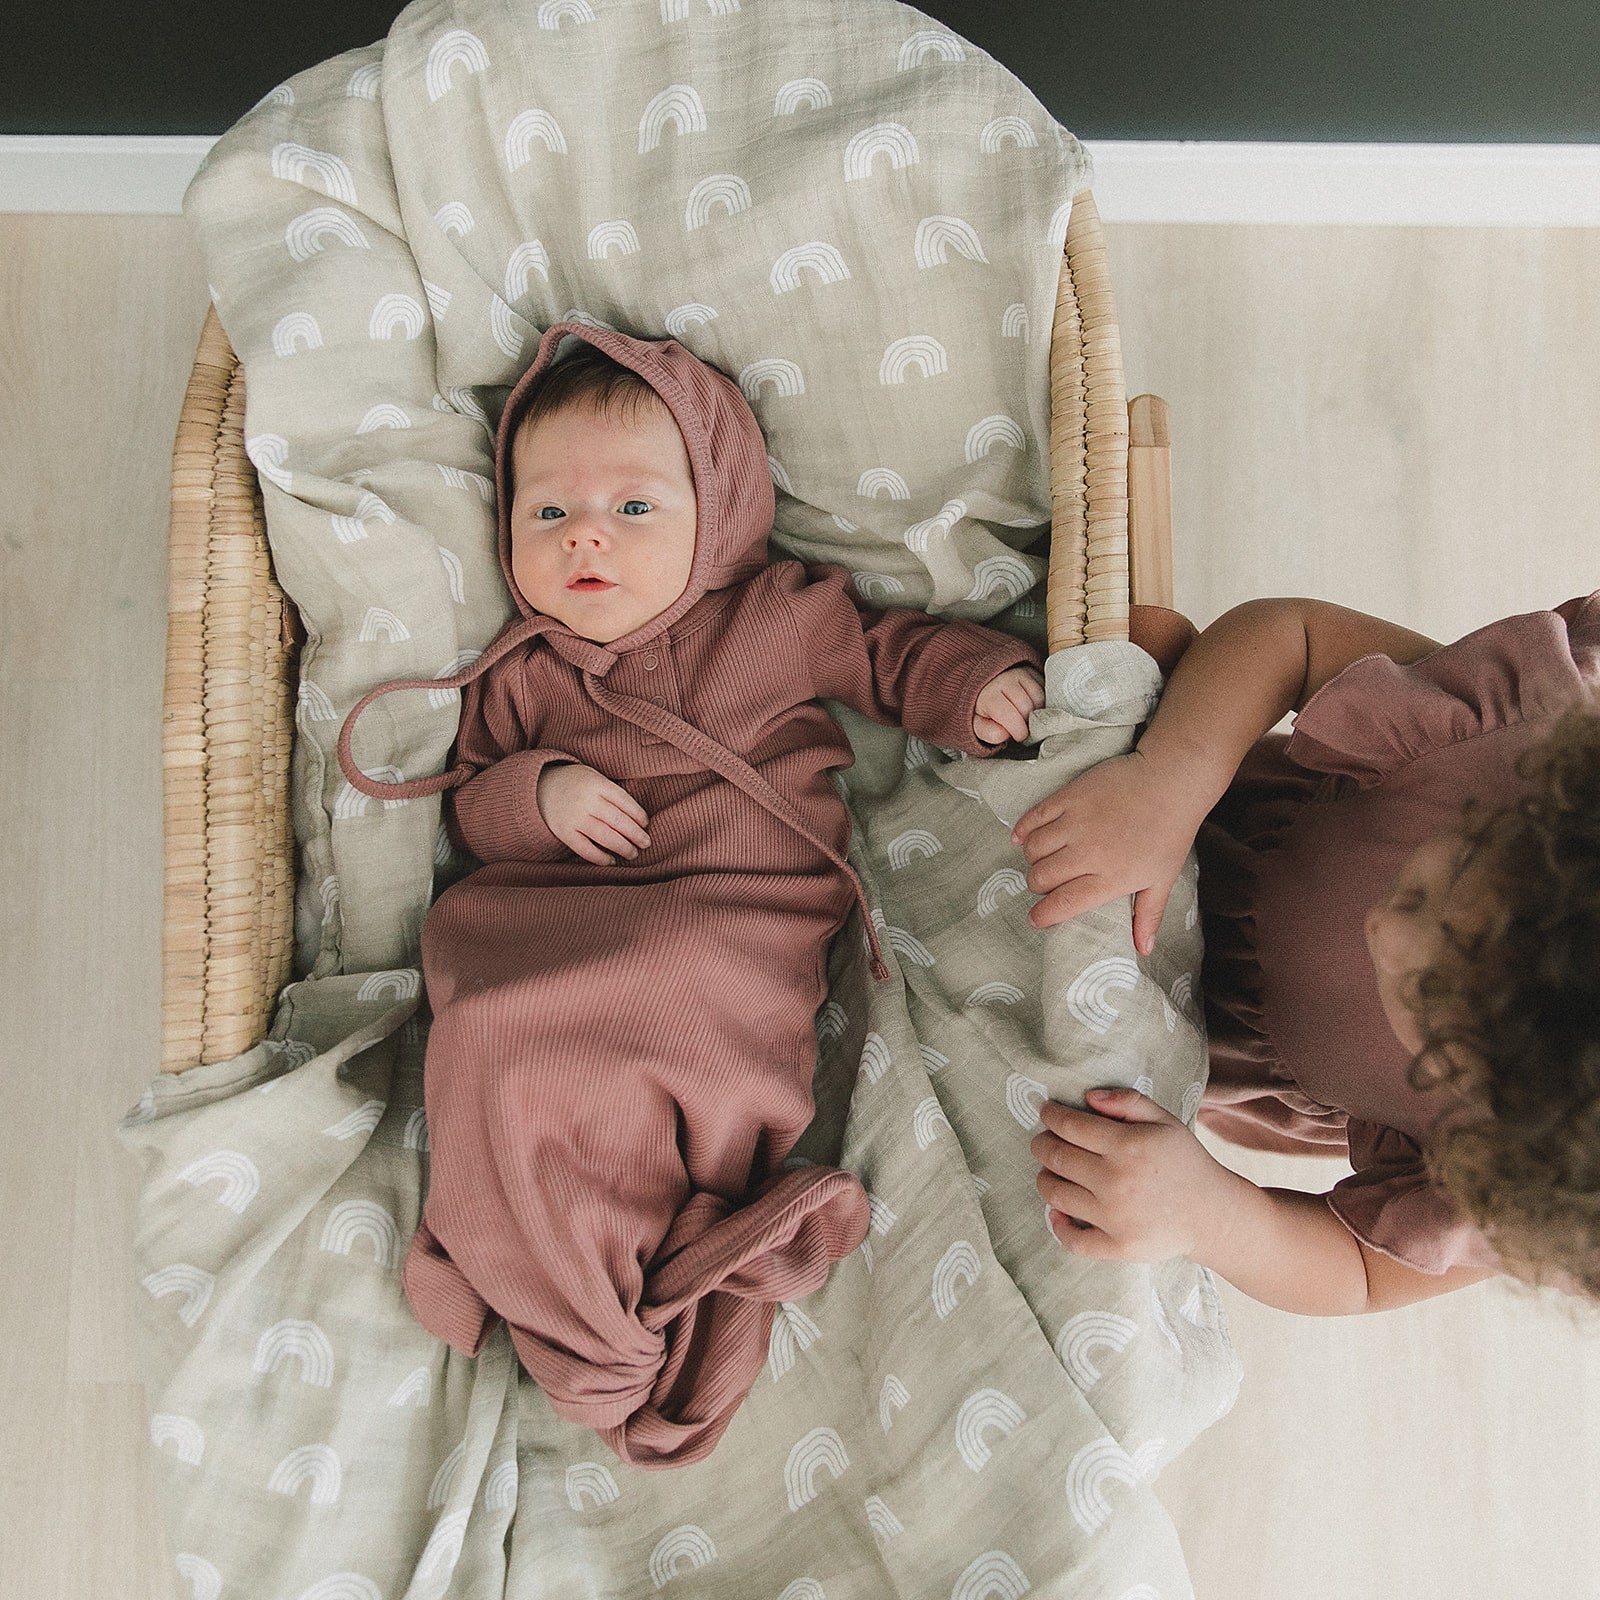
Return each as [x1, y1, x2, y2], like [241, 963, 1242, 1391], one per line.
[642, 652, 659, 670]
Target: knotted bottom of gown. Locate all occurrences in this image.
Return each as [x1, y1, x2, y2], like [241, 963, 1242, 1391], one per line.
[403, 1163, 869, 1468]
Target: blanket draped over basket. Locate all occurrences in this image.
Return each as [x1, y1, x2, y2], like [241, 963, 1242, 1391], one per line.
[122, 1, 1241, 1594]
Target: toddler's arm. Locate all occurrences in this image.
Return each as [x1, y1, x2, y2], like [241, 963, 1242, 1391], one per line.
[1033, 1089, 1497, 1314]
[1014, 598, 1442, 949]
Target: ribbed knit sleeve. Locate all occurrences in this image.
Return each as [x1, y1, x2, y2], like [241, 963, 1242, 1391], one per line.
[780, 562, 1042, 756]
[445, 659, 577, 863]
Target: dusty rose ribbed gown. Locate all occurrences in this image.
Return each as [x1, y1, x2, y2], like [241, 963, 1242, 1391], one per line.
[337, 323, 1040, 1467]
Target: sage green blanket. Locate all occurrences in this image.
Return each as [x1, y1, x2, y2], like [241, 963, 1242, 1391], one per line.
[123, 3, 1239, 1595]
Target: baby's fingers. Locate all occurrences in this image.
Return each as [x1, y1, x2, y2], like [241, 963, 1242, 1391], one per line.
[596, 778, 649, 828]
[598, 800, 651, 853]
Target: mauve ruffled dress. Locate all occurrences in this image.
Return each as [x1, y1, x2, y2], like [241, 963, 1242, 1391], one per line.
[1195, 592, 1600, 1274]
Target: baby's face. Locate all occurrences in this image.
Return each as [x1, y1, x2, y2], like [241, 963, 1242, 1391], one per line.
[508, 397, 697, 643]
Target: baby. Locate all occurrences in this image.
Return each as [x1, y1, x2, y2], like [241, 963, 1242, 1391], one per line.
[338, 322, 1045, 1467]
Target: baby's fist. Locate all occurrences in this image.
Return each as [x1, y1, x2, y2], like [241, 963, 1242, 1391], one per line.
[973, 665, 1046, 745]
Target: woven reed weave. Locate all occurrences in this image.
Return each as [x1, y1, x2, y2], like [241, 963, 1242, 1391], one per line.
[159, 188, 1137, 1070]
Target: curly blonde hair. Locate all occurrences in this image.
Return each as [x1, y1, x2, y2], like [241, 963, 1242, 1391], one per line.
[1410, 703, 1600, 1298]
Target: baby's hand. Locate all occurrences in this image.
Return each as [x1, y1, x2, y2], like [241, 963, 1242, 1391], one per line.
[536, 763, 650, 865]
[1031, 1089, 1229, 1263]
[973, 665, 1046, 745]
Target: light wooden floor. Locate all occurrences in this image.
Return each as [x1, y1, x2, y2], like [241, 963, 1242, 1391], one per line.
[3, 213, 1597, 1600]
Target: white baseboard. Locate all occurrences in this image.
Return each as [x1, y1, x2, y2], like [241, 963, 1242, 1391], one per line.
[3, 133, 1598, 225]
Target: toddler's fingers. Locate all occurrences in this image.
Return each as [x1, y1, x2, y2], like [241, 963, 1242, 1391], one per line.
[1026, 878, 1115, 929]
[598, 802, 651, 851]
[1047, 1210, 1122, 1257]
[1012, 788, 1068, 843]
[1035, 1167, 1103, 1225]
[1036, 1098, 1125, 1153]
[1131, 880, 1175, 956]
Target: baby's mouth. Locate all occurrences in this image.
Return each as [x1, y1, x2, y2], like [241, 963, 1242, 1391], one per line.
[566, 575, 617, 592]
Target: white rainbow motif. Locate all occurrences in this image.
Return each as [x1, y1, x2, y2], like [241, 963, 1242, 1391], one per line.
[952, 1550, 1032, 1600]
[665, 302, 718, 336]
[878, 921, 934, 967]
[271, 143, 357, 205]
[1066, 1437, 1142, 1534]
[443, 386, 487, 424]
[417, 1511, 470, 1582]
[639, 84, 708, 153]
[904, 736, 932, 770]
[268, 1444, 342, 1505]
[150, 1413, 205, 1465]
[272, 311, 323, 356]
[505, 109, 568, 168]
[777, 1583, 826, 1600]
[1001, 303, 1030, 341]
[440, 546, 467, 603]
[903, 498, 965, 551]
[423, 280, 452, 317]
[770, 241, 850, 293]
[434, 200, 475, 238]
[980, 115, 1039, 152]
[175, 1149, 260, 1213]
[1055, 1310, 1138, 1387]
[565, 1460, 620, 1509]
[867, 1193, 897, 1235]
[438, 464, 493, 502]
[767, 1299, 821, 1380]
[428, 1442, 466, 1509]
[369, 293, 424, 340]
[583, 218, 642, 262]
[253, 1319, 335, 1387]
[649, 1524, 717, 1588]
[538, 0, 596, 27]
[1048, 198, 1075, 253]
[853, 572, 905, 603]
[320, 1199, 402, 1269]
[357, 607, 411, 644]
[955, 1388, 1026, 1472]
[1056, 654, 1112, 715]
[785, 1427, 850, 1511]
[1170, 972, 1196, 1017]
[879, 334, 948, 384]
[887, 828, 942, 868]
[428, 651, 480, 709]
[502, 240, 553, 300]
[932, 1238, 981, 1318]
[843, 122, 920, 181]
[142, 1263, 214, 1327]
[323, 1099, 385, 1139]
[920, 1044, 949, 1074]
[879, 1374, 910, 1432]
[174, 1555, 222, 1600]
[294, 1577, 382, 1600]
[387, 1367, 431, 1407]
[857, 466, 911, 500]
[1004, 1072, 1048, 1129]
[356, 404, 411, 434]
[485, 1459, 517, 1511]
[967, 981, 1025, 1007]
[965, 414, 1027, 462]
[488, 295, 524, 358]
[346, 63, 381, 99]
[738, 357, 804, 403]
[914, 215, 988, 268]
[425, 30, 490, 103]
[815, 1000, 847, 1044]
[660, 0, 742, 17]
[1182, 1081, 1204, 1125]
[898, 28, 965, 68]
[1065, 957, 1141, 1035]
[912, 1096, 950, 1150]
[245, 433, 292, 492]
[864, 1495, 904, 1543]
[768, 455, 795, 495]
[858, 1031, 891, 1084]
[966, 553, 1038, 604]
[403, 1107, 430, 1151]
[357, 968, 419, 1002]
[831, 513, 860, 533]
[286, 206, 370, 262]
[977, 868, 1028, 915]
[686, 174, 752, 229]
[252, 84, 294, 110]
[774, 77, 831, 114]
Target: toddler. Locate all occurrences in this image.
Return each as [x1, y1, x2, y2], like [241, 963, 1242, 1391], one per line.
[1015, 592, 1600, 1313]
[337, 322, 1044, 1465]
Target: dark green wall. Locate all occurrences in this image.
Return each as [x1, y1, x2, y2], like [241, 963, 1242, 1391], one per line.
[7, 0, 1597, 139]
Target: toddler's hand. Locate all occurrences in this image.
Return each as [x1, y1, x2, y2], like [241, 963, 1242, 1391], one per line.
[973, 665, 1046, 744]
[536, 763, 650, 865]
[1010, 748, 1200, 954]
[1031, 1089, 1229, 1263]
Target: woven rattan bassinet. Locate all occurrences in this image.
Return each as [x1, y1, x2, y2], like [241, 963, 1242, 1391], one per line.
[159, 189, 1174, 1073]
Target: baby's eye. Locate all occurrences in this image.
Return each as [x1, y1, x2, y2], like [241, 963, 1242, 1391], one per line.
[536, 506, 565, 521]
[620, 499, 652, 516]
